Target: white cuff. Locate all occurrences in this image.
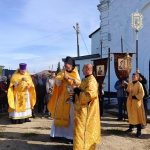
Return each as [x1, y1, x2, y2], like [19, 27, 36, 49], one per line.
[55, 79, 62, 86]
[14, 82, 18, 87]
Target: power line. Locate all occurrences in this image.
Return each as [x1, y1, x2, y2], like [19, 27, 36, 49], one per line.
[80, 30, 90, 55]
[41, 33, 75, 47]
[110, 38, 135, 53]
[0, 32, 76, 51]
[122, 39, 135, 52]
[96, 41, 101, 53]
[111, 39, 120, 52]
[34, 32, 75, 46]
[0, 25, 74, 47]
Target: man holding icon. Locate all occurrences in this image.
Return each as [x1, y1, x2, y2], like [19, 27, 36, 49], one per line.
[125, 73, 146, 138]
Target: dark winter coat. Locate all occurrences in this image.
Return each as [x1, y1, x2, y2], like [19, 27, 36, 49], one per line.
[139, 73, 149, 99]
[0, 81, 8, 98]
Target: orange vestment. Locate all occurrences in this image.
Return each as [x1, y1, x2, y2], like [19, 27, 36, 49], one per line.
[127, 81, 146, 125]
[73, 75, 101, 150]
[8, 69, 36, 115]
[47, 67, 81, 127]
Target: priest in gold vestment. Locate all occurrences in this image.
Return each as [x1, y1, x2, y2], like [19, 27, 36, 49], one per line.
[126, 73, 146, 138]
[47, 56, 81, 140]
[73, 63, 100, 150]
[8, 63, 36, 124]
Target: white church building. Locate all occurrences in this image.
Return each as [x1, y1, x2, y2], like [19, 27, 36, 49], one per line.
[96, 0, 150, 92]
[73, 0, 150, 94]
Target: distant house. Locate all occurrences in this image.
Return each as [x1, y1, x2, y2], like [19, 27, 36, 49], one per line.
[28, 72, 36, 76]
[36, 70, 57, 76]
[2, 69, 15, 78]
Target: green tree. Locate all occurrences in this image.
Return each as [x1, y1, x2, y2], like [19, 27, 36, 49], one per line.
[56, 62, 61, 73]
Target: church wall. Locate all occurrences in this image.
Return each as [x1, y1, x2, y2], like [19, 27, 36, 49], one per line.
[91, 31, 101, 54]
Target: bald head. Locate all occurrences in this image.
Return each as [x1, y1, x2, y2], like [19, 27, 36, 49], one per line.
[84, 63, 93, 71]
[82, 63, 93, 76]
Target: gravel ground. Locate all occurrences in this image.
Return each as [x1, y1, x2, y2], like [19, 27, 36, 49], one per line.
[0, 110, 150, 150]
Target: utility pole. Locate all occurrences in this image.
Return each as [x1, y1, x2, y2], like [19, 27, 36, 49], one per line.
[131, 10, 143, 69]
[108, 48, 110, 104]
[73, 23, 80, 57]
[136, 29, 138, 69]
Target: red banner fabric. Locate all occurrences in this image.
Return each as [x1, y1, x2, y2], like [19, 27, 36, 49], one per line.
[93, 58, 108, 97]
[113, 53, 133, 80]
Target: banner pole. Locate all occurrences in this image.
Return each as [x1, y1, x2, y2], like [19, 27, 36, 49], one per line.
[108, 48, 110, 104]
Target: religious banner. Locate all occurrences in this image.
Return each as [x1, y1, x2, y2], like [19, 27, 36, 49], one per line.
[0, 66, 4, 78]
[113, 53, 133, 80]
[93, 58, 108, 97]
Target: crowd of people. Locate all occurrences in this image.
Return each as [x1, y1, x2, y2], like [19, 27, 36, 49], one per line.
[0, 56, 149, 150]
[30, 69, 56, 119]
[0, 64, 56, 121]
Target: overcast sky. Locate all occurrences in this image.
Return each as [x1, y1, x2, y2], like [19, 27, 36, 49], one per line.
[0, 0, 100, 73]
